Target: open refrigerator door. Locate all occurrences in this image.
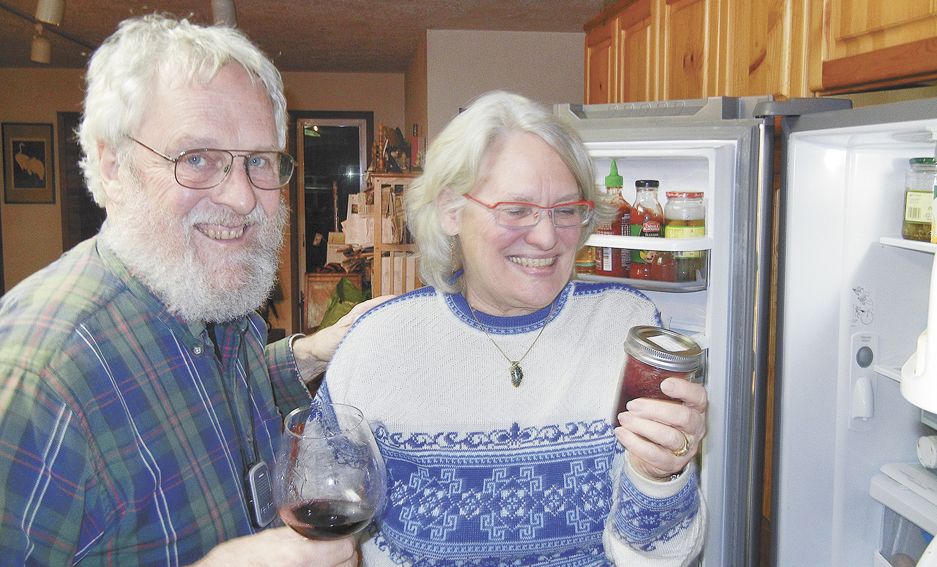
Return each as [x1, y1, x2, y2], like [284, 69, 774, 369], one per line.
[557, 97, 774, 567]
[773, 97, 937, 567]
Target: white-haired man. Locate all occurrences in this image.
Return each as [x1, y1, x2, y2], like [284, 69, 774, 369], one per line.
[0, 14, 383, 566]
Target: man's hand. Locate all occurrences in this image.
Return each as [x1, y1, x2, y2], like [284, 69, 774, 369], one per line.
[292, 295, 395, 380]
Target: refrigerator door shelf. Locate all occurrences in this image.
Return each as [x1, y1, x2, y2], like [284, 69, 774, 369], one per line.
[881, 237, 937, 254]
[872, 467, 937, 534]
[587, 234, 713, 252]
[870, 497, 933, 567]
[575, 272, 707, 293]
[583, 235, 712, 292]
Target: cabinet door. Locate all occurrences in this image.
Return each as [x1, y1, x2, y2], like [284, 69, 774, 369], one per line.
[727, 0, 813, 98]
[660, 0, 722, 100]
[585, 17, 617, 104]
[617, 0, 656, 102]
[814, 0, 937, 92]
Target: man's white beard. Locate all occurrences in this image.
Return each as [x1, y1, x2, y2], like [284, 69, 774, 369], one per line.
[100, 174, 287, 323]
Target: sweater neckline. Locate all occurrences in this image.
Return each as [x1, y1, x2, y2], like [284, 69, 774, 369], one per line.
[448, 282, 572, 335]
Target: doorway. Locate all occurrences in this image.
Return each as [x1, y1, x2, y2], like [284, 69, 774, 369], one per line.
[58, 112, 106, 252]
[288, 111, 373, 331]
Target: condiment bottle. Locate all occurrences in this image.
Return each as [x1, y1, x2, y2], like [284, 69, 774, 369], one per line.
[629, 180, 663, 280]
[614, 326, 703, 419]
[664, 191, 706, 282]
[594, 160, 630, 277]
[903, 157, 936, 242]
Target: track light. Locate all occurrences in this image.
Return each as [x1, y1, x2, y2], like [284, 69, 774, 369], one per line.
[211, 0, 237, 27]
[30, 23, 51, 64]
[35, 0, 64, 26]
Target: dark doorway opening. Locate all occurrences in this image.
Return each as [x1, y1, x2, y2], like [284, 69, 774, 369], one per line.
[58, 112, 105, 252]
[288, 111, 373, 332]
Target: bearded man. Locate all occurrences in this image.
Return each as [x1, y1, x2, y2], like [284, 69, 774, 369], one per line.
[0, 14, 383, 566]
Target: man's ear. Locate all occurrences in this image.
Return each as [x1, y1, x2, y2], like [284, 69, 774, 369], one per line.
[98, 142, 124, 204]
[437, 187, 461, 236]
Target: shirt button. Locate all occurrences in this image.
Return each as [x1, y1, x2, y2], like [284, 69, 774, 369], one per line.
[193, 345, 204, 355]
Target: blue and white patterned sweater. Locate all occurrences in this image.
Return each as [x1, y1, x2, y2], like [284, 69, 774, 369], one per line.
[320, 281, 704, 566]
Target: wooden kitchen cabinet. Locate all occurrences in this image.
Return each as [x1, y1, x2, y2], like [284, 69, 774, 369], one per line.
[809, 0, 937, 94]
[585, 14, 617, 104]
[616, 0, 655, 102]
[659, 0, 722, 100]
[585, 0, 937, 103]
[585, 0, 727, 103]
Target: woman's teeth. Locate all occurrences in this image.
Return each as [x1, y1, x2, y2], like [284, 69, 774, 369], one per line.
[509, 256, 555, 268]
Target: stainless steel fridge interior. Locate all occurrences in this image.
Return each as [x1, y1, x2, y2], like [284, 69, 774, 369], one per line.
[773, 98, 937, 566]
[557, 97, 773, 567]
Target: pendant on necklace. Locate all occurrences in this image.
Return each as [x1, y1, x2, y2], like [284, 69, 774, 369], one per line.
[509, 362, 523, 387]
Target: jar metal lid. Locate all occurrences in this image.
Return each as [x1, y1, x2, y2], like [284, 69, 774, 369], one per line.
[910, 157, 937, 166]
[635, 179, 659, 188]
[665, 191, 704, 199]
[624, 325, 703, 372]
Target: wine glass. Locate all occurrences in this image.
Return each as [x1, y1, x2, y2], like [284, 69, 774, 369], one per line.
[274, 401, 387, 540]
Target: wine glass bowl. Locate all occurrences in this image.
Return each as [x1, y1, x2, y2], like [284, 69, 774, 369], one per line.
[274, 402, 387, 540]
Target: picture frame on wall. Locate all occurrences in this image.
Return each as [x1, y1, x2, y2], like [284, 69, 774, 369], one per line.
[2, 123, 55, 204]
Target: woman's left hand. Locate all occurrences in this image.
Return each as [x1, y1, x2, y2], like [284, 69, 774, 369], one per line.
[614, 377, 708, 481]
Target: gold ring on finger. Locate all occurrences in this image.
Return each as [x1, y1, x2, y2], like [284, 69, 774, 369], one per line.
[672, 431, 690, 457]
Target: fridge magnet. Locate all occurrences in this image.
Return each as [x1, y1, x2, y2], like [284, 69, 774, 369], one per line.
[3, 123, 55, 204]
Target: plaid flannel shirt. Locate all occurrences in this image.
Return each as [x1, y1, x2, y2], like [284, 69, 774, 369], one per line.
[0, 238, 311, 565]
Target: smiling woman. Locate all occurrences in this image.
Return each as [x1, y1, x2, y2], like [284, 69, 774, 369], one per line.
[318, 90, 708, 567]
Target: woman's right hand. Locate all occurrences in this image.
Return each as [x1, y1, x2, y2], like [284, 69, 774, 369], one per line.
[194, 527, 357, 566]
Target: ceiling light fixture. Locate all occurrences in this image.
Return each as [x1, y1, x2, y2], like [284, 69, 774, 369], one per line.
[30, 23, 51, 64]
[34, 0, 64, 26]
[211, 0, 237, 27]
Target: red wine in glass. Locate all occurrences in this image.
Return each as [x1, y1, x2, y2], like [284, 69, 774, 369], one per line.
[280, 499, 375, 540]
[274, 402, 387, 542]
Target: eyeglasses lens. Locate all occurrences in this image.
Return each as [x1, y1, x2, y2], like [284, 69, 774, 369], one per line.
[174, 149, 294, 190]
[494, 203, 592, 228]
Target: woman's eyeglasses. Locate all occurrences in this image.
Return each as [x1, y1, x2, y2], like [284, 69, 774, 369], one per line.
[464, 194, 595, 229]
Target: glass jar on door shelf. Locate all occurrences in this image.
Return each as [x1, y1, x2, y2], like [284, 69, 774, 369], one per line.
[903, 157, 936, 242]
[664, 191, 706, 282]
[575, 246, 595, 275]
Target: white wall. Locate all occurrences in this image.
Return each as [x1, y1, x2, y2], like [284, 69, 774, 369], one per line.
[426, 29, 584, 141]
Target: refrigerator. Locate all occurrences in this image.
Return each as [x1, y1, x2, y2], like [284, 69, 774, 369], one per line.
[555, 95, 937, 567]
[772, 98, 937, 567]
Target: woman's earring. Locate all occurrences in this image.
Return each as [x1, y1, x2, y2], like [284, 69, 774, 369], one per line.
[449, 237, 460, 274]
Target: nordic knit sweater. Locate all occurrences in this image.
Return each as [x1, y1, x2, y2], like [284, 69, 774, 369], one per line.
[321, 280, 705, 566]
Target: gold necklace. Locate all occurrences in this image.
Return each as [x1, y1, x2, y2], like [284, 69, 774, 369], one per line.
[469, 301, 556, 387]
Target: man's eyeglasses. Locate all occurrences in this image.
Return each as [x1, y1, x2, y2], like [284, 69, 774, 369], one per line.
[464, 194, 595, 229]
[128, 136, 296, 190]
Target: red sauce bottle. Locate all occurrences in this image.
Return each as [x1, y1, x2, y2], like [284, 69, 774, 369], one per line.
[629, 180, 663, 280]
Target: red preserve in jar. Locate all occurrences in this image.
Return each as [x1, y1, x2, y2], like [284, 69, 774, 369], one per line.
[614, 326, 703, 419]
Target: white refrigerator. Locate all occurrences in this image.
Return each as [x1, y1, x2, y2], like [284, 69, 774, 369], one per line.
[557, 96, 937, 566]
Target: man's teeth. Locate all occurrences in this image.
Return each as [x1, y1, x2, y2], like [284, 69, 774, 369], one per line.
[509, 256, 555, 267]
[201, 225, 246, 240]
